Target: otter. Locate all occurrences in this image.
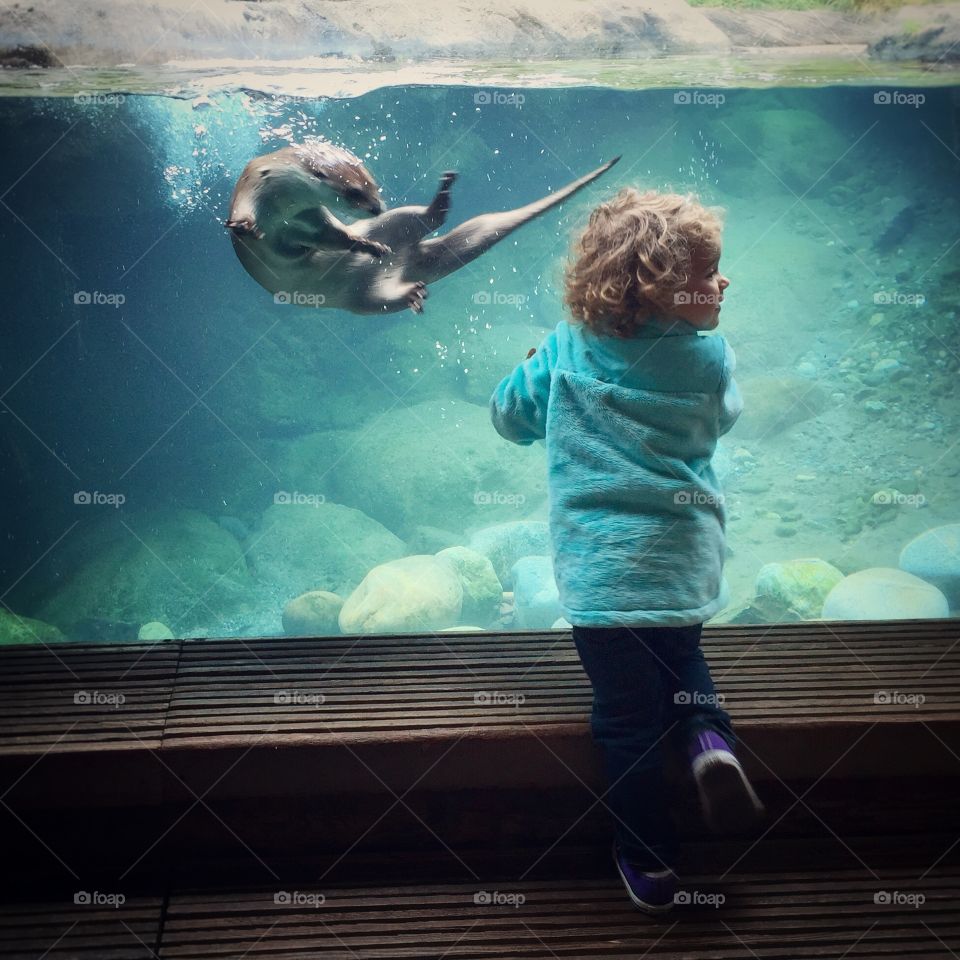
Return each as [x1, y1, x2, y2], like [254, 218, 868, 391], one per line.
[226, 139, 620, 315]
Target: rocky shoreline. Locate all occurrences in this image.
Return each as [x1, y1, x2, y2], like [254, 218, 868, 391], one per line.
[1, 0, 959, 70]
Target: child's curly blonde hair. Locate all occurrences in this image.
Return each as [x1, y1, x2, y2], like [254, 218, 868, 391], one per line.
[563, 188, 725, 337]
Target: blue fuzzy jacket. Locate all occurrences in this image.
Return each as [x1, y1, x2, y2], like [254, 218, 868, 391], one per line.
[489, 316, 742, 627]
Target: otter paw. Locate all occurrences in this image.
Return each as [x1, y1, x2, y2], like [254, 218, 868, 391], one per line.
[429, 172, 457, 219]
[407, 281, 428, 314]
[359, 239, 392, 258]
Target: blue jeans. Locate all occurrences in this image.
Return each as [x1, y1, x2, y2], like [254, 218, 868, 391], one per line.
[572, 622, 736, 871]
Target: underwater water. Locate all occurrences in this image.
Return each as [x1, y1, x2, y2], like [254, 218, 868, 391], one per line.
[0, 81, 958, 644]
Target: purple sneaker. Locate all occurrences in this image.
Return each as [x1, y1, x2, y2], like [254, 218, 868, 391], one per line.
[612, 842, 677, 915]
[689, 730, 765, 833]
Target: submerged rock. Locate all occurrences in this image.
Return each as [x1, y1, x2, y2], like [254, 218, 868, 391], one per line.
[435, 546, 503, 627]
[405, 525, 463, 554]
[873, 196, 917, 253]
[511, 556, 561, 629]
[246, 502, 405, 612]
[468, 521, 551, 590]
[138, 621, 174, 641]
[282, 591, 344, 636]
[217, 515, 252, 543]
[0, 609, 66, 645]
[899, 524, 960, 608]
[339, 555, 463, 634]
[69, 618, 141, 643]
[821, 567, 949, 620]
[35, 509, 252, 638]
[755, 558, 844, 620]
[865, 358, 905, 384]
[331, 399, 547, 538]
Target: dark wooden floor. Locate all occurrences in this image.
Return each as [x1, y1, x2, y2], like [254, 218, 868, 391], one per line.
[1, 620, 958, 956]
[2, 834, 958, 958]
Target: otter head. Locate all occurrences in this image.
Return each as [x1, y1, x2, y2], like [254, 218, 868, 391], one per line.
[290, 139, 386, 217]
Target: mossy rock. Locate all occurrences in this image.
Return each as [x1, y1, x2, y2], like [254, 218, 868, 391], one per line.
[282, 591, 344, 636]
[245, 501, 406, 612]
[0, 609, 67, 646]
[755, 558, 844, 620]
[467, 521, 551, 589]
[436, 545, 503, 627]
[339, 555, 463, 634]
[35, 509, 252, 638]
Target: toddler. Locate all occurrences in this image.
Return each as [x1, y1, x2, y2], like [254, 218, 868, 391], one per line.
[489, 187, 764, 915]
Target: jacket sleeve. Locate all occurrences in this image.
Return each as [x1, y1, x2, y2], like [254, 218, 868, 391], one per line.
[718, 337, 743, 437]
[489, 328, 558, 445]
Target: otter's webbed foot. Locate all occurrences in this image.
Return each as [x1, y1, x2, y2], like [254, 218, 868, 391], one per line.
[365, 275, 429, 315]
[348, 235, 393, 258]
[407, 280, 428, 314]
[226, 218, 265, 241]
[424, 172, 457, 227]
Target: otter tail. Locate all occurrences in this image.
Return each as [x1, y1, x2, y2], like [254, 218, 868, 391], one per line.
[408, 155, 620, 285]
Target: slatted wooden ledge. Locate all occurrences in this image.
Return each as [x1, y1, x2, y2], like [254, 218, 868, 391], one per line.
[3, 835, 959, 959]
[2, 620, 959, 896]
[1, 619, 958, 805]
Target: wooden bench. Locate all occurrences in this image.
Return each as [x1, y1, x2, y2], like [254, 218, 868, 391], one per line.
[1, 619, 958, 892]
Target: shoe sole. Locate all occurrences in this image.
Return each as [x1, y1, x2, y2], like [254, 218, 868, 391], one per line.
[612, 845, 675, 915]
[692, 751, 765, 834]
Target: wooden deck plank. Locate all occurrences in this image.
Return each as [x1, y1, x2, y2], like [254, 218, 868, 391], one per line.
[151, 836, 960, 960]
[3, 837, 955, 959]
[0, 621, 955, 756]
[0, 897, 163, 960]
